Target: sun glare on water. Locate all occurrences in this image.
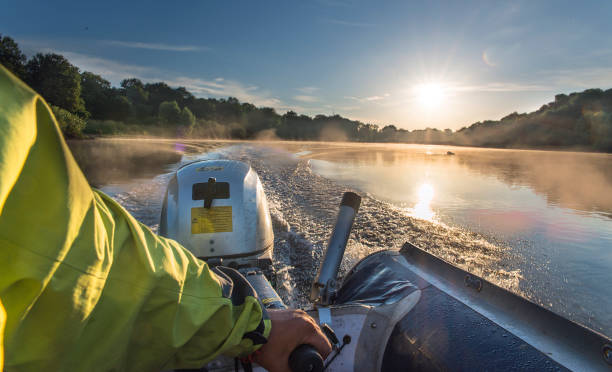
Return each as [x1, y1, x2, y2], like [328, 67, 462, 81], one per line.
[414, 83, 445, 108]
[412, 183, 436, 221]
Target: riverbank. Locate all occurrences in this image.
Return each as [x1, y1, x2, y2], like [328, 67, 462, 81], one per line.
[71, 134, 612, 155]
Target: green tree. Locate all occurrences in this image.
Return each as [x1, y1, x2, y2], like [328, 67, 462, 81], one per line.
[107, 95, 132, 122]
[179, 106, 196, 126]
[121, 78, 148, 105]
[176, 86, 195, 106]
[0, 34, 26, 79]
[214, 97, 243, 124]
[26, 53, 87, 116]
[81, 71, 112, 119]
[146, 82, 184, 115]
[358, 123, 379, 142]
[380, 125, 397, 141]
[51, 105, 86, 138]
[159, 100, 181, 125]
[244, 107, 279, 136]
[120, 79, 152, 122]
[188, 98, 215, 120]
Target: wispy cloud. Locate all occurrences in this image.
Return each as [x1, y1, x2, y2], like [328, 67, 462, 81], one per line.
[320, 18, 375, 27]
[34, 48, 285, 109]
[293, 95, 318, 102]
[15, 38, 164, 84]
[296, 86, 319, 94]
[103, 40, 208, 52]
[447, 67, 612, 94]
[449, 82, 549, 92]
[49, 50, 160, 84]
[364, 95, 388, 101]
[165, 76, 283, 108]
[293, 87, 319, 102]
[324, 103, 360, 112]
[345, 93, 391, 102]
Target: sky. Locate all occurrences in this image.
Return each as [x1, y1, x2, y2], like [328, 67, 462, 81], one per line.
[2, 0, 612, 130]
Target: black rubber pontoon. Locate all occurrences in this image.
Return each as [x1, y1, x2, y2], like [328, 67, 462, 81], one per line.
[326, 243, 612, 371]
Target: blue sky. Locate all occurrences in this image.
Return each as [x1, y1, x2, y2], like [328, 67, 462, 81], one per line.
[2, 0, 612, 129]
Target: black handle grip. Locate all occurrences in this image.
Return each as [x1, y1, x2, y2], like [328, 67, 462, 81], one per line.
[288, 344, 324, 372]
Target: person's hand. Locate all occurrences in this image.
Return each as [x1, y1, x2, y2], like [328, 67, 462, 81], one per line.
[254, 308, 332, 372]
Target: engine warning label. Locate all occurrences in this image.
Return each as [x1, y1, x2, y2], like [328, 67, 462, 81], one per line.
[191, 206, 233, 234]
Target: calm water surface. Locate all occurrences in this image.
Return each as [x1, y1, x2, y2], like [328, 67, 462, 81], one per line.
[69, 139, 612, 336]
[292, 143, 612, 335]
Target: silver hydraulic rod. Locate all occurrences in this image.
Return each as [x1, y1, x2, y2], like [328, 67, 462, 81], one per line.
[310, 192, 361, 305]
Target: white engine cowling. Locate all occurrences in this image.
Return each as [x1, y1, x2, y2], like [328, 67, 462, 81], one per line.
[160, 159, 274, 261]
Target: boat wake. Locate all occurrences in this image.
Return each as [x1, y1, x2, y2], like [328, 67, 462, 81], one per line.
[102, 143, 522, 308]
[194, 144, 522, 307]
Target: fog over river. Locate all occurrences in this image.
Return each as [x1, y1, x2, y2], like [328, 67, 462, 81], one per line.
[69, 139, 612, 338]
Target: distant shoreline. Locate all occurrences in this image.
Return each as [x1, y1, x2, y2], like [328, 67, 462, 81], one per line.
[1, 34, 611, 155]
[69, 135, 612, 155]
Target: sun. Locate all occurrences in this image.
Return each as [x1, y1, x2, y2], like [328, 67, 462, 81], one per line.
[414, 83, 445, 108]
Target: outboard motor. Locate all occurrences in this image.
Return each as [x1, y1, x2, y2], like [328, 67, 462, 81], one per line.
[160, 159, 274, 268]
[160, 159, 332, 372]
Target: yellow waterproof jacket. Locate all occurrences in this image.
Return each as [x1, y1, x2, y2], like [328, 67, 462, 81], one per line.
[0, 65, 271, 371]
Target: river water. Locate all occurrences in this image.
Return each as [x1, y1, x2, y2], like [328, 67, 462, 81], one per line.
[68, 139, 612, 338]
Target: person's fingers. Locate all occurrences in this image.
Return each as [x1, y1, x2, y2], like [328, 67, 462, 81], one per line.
[303, 322, 333, 359]
[254, 308, 333, 372]
[296, 311, 332, 359]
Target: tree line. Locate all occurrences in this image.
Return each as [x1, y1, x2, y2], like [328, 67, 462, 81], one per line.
[1, 34, 611, 152]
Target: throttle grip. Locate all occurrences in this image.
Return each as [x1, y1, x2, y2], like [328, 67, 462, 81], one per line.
[288, 344, 324, 372]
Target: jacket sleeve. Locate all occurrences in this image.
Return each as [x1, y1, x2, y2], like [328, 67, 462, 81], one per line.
[0, 65, 271, 372]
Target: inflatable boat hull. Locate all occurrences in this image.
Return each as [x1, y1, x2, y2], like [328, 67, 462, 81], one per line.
[305, 243, 611, 371]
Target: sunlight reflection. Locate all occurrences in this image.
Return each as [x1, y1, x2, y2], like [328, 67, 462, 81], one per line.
[412, 183, 436, 221]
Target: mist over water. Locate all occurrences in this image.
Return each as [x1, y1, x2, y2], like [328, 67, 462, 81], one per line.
[300, 143, 612, 335]
[68, 139, 612, 337]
